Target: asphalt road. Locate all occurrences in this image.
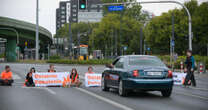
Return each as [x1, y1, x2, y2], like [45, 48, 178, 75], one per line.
[0, 63, 208, 110]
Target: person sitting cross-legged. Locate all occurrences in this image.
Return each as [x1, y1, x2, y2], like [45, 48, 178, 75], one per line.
[0, 65, 14, 86]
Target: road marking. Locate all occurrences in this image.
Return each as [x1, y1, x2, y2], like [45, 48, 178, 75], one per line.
[188, 86, 208, 91]
[174, 91, 208, 101]
[76, 87, 134, 110]
[13, 74, 21, 79]
[22, 87, 56, 95]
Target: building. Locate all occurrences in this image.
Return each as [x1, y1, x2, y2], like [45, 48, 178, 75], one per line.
[56, 0, 103, 32]
[56, 1, 72, 32]
[78, 0, 103, 23]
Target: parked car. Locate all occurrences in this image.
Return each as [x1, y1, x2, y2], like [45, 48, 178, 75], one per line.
[101, 55, 173, 97]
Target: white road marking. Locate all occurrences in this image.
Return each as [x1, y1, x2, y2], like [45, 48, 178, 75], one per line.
[174, 91, 208, 100]
[189, 86, 208, 91]
[21, 87, 56, 95]
[13, 74, 21, 79]
[76, 87, 134, 110]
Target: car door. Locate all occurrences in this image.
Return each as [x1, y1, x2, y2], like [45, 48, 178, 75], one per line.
[111, 57, 125, 87]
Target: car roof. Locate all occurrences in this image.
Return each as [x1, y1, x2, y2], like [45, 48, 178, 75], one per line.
[120, 55, 157, 58]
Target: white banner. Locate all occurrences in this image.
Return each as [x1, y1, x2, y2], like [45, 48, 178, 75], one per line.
[172, 72, 187, 85]
[85, 74, 102, 87]
[33, 72, 70, 87]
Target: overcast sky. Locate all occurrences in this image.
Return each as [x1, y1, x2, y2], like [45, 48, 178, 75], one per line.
[0, 0, 207, 35]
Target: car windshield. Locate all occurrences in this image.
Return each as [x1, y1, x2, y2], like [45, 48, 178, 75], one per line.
[129, 56, 165, 67]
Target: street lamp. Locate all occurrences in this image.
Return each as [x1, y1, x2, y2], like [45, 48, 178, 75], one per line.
[98, 0, 193, 50]
[36, 0, 39, 60]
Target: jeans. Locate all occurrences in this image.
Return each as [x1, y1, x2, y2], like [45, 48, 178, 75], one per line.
[0, 79, 14, 86]
[184, 69, 196, 86]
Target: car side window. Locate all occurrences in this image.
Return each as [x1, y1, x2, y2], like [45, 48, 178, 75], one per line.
[115, 58, 124, 69]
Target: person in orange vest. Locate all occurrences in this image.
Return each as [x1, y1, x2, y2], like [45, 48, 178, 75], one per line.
[24, 67, 35, 87]
[85, 66, 95, 74]
[70, 68, 82, 87]
[48, 64, 56, 72]
[0, 65, 13, 86]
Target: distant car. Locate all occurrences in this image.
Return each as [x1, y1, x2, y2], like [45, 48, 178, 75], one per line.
[101, 55, 173, 97]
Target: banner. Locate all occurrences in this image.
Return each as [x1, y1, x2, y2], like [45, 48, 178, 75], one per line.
[85, 74, 102, 87]
[172, 72, 187, 85]
[33, 72, 70, 87]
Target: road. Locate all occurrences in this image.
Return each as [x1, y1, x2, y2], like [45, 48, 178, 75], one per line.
[0, 63, 208, 110]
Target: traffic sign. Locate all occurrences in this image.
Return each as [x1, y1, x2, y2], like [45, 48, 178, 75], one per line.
[171, 40, 175, 46]
[108, 5, 124, 11]
[124, 46, 127, 51]
[147, 47, 150, 51]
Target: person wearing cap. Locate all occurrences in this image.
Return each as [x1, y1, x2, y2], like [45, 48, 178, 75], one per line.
[0, 65, 13, 86]
[184, 50, 196, 87]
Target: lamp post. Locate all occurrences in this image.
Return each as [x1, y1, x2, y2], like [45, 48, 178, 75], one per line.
[98, 0, 192, 50]
[36, 0, 39, 60]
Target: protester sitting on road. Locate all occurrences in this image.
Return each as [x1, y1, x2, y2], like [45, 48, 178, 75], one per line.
[184, 50, 196, 87]
[85, 66, 95, 74]
[48, 64, 56, 72]
[70, 68, 82, 87]
[24, 67, 35, 87]
[0, 65, 13, 86]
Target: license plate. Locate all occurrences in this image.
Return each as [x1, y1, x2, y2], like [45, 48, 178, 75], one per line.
[147, 72, 162, 76]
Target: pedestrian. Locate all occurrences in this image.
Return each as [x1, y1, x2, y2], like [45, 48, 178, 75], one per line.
[48, 64, 56, 72]
[0, 65, 13, 86]
[24, 67, 35, 87]
[70, 68, 82, 87]
[86, 66, 95, 74]
[184, 50, 196, 87]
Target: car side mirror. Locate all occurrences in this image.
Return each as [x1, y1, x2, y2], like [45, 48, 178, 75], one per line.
[105, 64, 114, 69]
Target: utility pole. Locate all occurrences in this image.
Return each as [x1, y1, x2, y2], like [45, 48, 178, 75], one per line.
[68, 16, 72, 58]
[207, 43, 208, 56]
[140, 28, 143, 54]
[36, 0, 39, 60]
[171, 13, 175, 70]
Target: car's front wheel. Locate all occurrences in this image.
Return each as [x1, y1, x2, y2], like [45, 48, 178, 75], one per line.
[118, 80, 127, 96]
[161, 88, 172, 97]
[101, 76, 109, 91]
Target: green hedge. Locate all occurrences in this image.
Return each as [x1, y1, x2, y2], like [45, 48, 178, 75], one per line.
[47, 59, 113, 65]
[0, 53, 5, 58]
[49, 55, 61, 60]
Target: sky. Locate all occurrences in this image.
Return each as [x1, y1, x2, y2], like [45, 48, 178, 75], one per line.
[0, 0, 207, 36]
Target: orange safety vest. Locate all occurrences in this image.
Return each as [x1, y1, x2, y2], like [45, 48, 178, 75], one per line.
[71, 73, 78, 83]
[1, 71, 12, 80]
[48, 69, 56, 73]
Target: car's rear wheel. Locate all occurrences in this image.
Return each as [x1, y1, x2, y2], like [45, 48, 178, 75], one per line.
[118, 80, 127, 96]
[101, 76, 109, 91]
[161, 88, 172, 97]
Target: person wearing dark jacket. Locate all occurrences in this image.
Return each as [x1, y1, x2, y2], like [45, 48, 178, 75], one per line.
[25, 67, 35, 87]
[184, 50, 196, 87]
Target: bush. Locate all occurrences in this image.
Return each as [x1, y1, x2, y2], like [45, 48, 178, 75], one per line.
[0, 53, 5, 58]
[49, 55, 61, 60]
[47, 59, 113, 65]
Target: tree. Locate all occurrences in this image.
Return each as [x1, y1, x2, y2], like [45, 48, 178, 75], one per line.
[144, 0, 208, 55]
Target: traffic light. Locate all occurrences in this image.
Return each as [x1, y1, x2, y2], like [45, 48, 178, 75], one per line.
[79, 0, 87, 10]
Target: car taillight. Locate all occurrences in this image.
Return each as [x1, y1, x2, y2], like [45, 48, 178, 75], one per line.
[133, 70, 139, 77]
[168, 70, 173, 78]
